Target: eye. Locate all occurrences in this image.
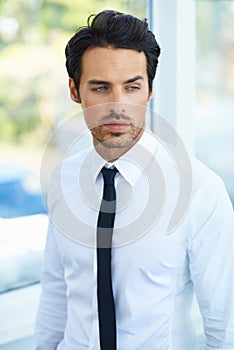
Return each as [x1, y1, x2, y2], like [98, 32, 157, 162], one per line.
[127, 85, 140, 91]
[92, 86, 108, 92]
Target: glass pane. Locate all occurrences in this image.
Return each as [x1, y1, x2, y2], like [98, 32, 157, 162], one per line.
[195, 0, 234, 207]
[0, 0, 147, 291]
[0, 1, 148, 346]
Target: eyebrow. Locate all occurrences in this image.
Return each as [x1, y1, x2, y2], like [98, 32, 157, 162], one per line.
[87, 75, 144, 85]
[124, 75, 144, 84]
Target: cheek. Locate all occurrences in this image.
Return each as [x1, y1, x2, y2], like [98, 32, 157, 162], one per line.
[83, 114, 98, 130]
[81, 96, 96, 109]
[79, 87, 100, 108]
[83, 105, 107, 129]
[128, 92, 151, 109]
[138, 91, 151, 104]
[124, 103, 148, 122]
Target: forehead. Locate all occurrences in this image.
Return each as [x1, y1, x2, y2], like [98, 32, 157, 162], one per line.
[80, 46, 147, 81]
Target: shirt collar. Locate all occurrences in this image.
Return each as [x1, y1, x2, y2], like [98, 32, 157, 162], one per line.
[89, 129, 159, 187]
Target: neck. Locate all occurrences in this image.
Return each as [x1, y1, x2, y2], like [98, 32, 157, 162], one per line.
[94, 143, 134, 163]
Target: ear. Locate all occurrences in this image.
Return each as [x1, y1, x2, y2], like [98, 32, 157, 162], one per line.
[148, 90, 153, 102]
[68, 78, 81, 103]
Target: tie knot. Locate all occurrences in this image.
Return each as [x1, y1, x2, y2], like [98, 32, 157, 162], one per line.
[101, 167, 117, 185]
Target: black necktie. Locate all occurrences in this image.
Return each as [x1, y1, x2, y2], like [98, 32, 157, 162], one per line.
[97, 167, 117, 350]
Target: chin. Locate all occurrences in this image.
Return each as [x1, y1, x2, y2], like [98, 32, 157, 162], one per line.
[101, 138, 135, 149]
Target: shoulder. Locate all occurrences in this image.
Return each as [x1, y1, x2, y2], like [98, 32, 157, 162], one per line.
[51, 147, 92, 180]
[188, 155, 233, 238]
[47, 147, 93, 206]
[190, 155, 228, 202]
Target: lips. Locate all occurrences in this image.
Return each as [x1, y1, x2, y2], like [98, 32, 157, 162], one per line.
[102, 120, 130, 132]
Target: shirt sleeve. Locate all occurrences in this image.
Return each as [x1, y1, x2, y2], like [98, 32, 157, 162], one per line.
[188, 176, 234, 350]
[34, 222, 67, 350]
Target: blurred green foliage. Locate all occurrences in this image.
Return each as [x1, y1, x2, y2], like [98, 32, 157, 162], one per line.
[0, 0, 147, 144]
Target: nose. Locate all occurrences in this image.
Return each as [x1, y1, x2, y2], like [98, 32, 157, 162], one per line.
[108, 103, 126, 116]
[108, 90, 126, 115]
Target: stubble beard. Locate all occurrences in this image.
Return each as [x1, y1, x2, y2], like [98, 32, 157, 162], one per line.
[92, 123, 144, 150]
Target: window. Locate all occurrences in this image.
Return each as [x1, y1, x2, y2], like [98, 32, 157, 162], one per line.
[195, 0, 234, 207]
[0, 1, 148, 347]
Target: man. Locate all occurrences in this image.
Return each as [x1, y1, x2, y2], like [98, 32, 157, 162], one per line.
[35, 10, 234, 350]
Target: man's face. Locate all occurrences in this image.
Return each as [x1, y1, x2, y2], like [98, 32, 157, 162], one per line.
[69, 46, 152, 152]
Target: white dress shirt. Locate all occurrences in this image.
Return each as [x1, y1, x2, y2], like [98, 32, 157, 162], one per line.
[35, 130, 234, 350]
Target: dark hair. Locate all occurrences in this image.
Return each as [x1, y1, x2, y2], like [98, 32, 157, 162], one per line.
[65, 10, 160, 93]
